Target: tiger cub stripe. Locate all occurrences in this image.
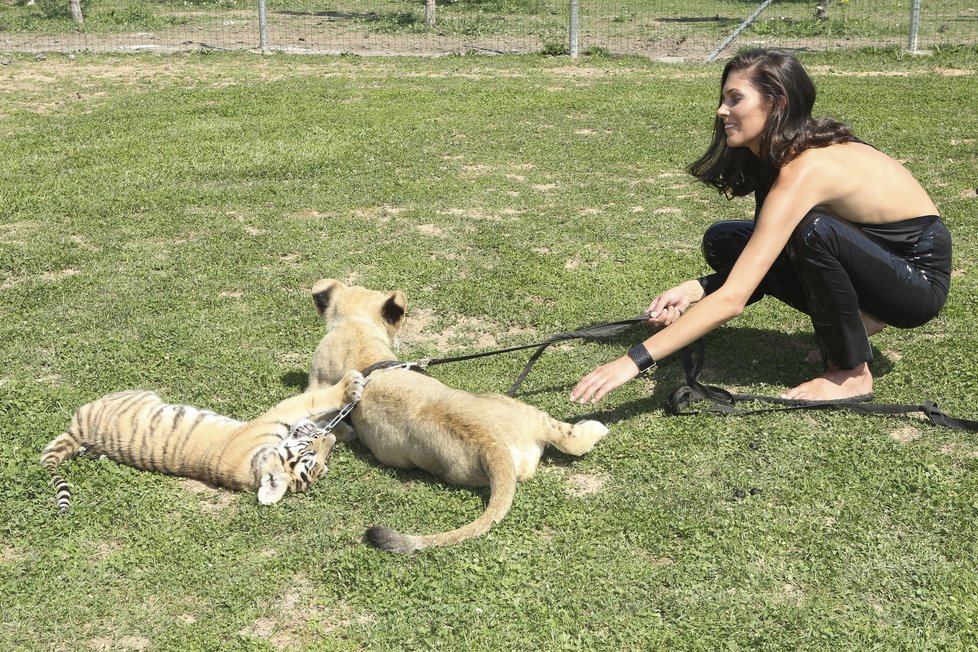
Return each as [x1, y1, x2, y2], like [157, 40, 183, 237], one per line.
[41, 370, 364, 513]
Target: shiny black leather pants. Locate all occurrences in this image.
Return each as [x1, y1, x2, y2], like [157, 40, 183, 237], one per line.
[698, 211, 952, 369]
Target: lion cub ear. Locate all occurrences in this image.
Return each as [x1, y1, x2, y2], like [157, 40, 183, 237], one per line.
[258, 472, 289, 505]
[382, 290, 407, 328]
[311, 279, 345, 318]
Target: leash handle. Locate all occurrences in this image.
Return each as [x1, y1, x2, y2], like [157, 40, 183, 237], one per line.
[505, 312, 653, 396]
[668, 340, 978, 432]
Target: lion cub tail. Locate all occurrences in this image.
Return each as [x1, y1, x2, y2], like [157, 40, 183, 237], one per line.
[363, 441, 517, 554]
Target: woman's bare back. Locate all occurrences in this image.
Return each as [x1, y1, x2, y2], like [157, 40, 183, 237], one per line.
[794, 142, 939, 224]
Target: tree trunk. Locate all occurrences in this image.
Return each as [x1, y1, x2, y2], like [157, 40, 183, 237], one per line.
[69, 0, 84, 25]
[424, 0, 436, 28]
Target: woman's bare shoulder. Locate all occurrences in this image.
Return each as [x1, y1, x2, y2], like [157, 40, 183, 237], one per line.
[781, 142, 936, 221]
[776, 147, 837, 184]
[782, 141, 891, 182]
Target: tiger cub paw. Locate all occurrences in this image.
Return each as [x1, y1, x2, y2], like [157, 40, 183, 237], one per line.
[332, 420, 357, 443]
[289, 419, 320, 439]
[344, 370, 366, 403]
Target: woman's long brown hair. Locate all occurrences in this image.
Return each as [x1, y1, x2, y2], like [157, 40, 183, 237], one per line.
[688, 49, 857, 199]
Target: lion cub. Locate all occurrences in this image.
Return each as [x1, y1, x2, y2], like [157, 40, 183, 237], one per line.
[307, 279, 609, 553]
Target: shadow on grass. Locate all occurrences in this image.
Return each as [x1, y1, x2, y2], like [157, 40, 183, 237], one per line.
[282, 370, 309, 392]
[341, 437, 496, 525]
[657, 16, 737, 24]
[278, 326, 899, 518]
[276, 10, 379, 20]
[280, 324, 897, 441]
[514, 325, 896, 426]
[276, 9, 422, 29]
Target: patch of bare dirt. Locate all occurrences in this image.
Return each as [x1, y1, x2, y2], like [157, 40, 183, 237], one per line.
[88, 636, 151, 651]
[41, 268, 80, 282]
[0, 546, 26, 564]
[0, 220, 41, 245]
[396, 307, 540, 355]
[180, 478, 238, 512]
[239, 573, 374, 650]
[940, 443, 978, 459]
[889, 426, 922, 444]
[71, 233, 101, 251]
[416, 223, 445, 237]
[395, 306, 437, 349]
[884, 349, 903, 362]
[564, 471, 610, 497]
[350, 205, 405, 222]
[931, 67, 976, 76]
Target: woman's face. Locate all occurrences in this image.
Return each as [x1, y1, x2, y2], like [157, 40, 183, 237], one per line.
[716, 69, 772, 156]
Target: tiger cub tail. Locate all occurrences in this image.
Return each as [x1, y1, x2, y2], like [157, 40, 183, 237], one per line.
[40, 431, 84, 515]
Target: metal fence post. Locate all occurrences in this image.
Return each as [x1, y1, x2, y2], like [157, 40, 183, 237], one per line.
[258, 0, 270, 53]
[568, 0, 579, 58]
[706, 0, 776, 61]
[908, 0, 922, 51]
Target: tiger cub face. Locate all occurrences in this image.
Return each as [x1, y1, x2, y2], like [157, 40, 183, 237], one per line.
[257, 423, 338, 505]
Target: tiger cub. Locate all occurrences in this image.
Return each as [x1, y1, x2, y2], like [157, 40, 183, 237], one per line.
[41, 370, 365, 513]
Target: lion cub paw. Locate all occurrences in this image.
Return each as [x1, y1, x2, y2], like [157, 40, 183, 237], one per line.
[557, 419, 609, 456]
[574, 419, 609, 439]
[331, 420, 357, 443]
[344, 370, 366, 403]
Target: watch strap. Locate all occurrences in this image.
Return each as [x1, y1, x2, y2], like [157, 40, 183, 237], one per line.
[627, 343, 657, 375]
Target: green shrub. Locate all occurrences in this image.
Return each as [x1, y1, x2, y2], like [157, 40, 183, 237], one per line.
[540, 40, 567, 55]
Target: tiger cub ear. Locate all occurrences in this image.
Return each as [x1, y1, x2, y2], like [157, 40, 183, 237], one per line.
[258, 473, 289, 505]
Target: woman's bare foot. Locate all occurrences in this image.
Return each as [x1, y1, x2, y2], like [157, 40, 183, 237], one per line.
[805, 312, 887, 364]
[781, 362, 873, 401]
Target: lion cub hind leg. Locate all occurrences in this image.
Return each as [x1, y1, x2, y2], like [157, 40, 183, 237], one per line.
[549, 419, 609, 457]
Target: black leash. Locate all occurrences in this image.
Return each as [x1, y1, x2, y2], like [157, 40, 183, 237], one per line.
[667, 340, 978, 432]
[502, 312, 652, 396]
[363, 312, 652, 396]
[363, 314, 977, 432]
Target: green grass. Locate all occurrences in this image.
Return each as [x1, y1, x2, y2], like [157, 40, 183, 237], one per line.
[2, 50, 978, 650]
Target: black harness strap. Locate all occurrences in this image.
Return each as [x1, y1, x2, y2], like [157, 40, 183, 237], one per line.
[667, 340, 978, 432]
[361, 360, 432, 378]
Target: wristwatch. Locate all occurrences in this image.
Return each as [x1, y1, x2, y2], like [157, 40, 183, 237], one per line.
[627, 343, 657, 375]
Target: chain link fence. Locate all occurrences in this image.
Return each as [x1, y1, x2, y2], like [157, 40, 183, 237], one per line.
[1, 0, 976, 59]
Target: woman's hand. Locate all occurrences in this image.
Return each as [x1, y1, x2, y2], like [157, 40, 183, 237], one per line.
[646, 280, 705, 326]
[570, 356, 640, 404]
[571, 281, 705, 404]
